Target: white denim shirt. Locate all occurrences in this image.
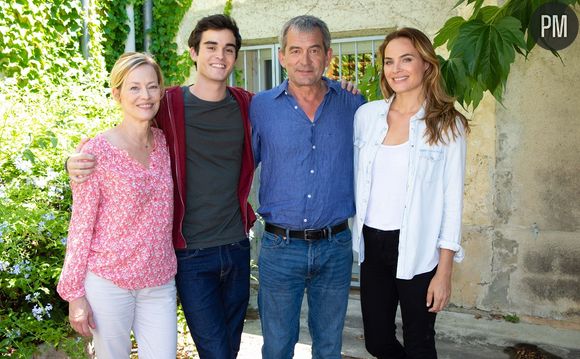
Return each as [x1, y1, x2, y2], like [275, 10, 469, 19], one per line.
[353, 98, 466, 280]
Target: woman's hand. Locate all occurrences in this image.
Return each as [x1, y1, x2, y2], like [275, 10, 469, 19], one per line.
[426, 249, 455, 313]
[69, 296, 96, 336]
[426, 271, 451, 313]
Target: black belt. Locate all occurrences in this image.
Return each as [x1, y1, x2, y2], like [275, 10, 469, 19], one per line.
[265, 221, 348, 241]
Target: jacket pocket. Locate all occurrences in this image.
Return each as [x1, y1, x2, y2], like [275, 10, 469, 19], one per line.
[418, 148, 444, 182]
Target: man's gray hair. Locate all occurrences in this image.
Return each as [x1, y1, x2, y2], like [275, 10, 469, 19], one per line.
[279, 15, 331, 52]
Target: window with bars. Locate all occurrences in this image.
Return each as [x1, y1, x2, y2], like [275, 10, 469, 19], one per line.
[229, 35, 385, 94]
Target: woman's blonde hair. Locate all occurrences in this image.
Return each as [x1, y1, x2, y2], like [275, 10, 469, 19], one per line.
[378, 28, 469, 145]
[110, 52, 164, 92]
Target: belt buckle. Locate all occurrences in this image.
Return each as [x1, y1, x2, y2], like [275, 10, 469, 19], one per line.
[303, 228, 320, 241]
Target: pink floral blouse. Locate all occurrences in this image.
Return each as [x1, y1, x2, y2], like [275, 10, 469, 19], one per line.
[57, 128, 176, 302]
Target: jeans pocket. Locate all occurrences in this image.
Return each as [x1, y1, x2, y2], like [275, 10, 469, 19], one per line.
[261, 231, 286, 249]
[175, 248, 201, 261]
[330, 228, 352, 247]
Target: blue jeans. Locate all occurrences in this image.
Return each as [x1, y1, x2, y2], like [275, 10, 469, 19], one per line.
[175, 239, 250, 359]
[258, 228, 353, 359]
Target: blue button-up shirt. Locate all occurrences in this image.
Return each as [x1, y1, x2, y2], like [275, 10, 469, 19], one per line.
[250, 78, 365, 230]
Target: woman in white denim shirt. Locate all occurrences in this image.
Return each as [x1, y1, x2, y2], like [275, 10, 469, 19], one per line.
[352, 28, 469, 359]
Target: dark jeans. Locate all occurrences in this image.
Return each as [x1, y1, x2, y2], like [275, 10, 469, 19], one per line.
[360, 225, 437, 359]
[175, 238, 250, 359]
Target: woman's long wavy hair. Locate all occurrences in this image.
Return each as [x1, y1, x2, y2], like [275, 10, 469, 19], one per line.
[378, 28, 469, 145]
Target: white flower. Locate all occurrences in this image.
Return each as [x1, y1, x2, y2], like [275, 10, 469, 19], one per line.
[48, 186, 58, 197]
[0, 260, 8, 271]
[33, 176, 48, 189]
[25, 294, 32, 302]
[13, 156, 33, 173]
[46, 168, 59, 181]
[61, 237, 68, 245]
[0, 185, 6, 199]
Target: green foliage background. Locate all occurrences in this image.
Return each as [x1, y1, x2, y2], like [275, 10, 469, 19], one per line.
[0, 0, 194, 356]
[0, 81, 118, 358]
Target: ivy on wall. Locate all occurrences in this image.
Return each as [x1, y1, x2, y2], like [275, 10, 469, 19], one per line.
[98, 0, 133, 73]
[100, 0, 193, 86]
[0, 0, 106, 88]
[149, 0, 193, 86]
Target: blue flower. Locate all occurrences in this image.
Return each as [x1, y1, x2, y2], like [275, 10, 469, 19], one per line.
[42, 213, 55, 221]
[10, 264, 21, 275]
[0, 221, 8, 237]
[61, 237, 68, 245]
[32, 304, 44, 321]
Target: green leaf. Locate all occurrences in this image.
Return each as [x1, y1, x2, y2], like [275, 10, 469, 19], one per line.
[476, 6, 501, 23]
[439, 55, 469, 99]
[451, 17, 525, 95]
[434, 16, 466, 49]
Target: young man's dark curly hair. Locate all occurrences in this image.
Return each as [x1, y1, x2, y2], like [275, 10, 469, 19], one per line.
[188, 14, 242, 59]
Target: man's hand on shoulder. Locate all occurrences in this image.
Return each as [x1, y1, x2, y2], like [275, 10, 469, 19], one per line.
[340, 79, 361, 96]
[66, 138, 96, 184]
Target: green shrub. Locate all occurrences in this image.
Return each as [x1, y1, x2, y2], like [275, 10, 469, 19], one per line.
[0, 81, 118, 358]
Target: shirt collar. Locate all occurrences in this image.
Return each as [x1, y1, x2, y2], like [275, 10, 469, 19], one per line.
[273, 77, 337, 98]
[379, 94, 426, 122]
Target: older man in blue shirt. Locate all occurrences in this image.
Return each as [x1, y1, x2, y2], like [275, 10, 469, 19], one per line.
[250, 15, 365, 359]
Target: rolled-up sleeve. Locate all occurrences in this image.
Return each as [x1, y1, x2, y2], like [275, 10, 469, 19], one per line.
[437, 127, 467, 262]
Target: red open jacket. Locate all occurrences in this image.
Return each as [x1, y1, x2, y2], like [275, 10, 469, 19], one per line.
[156, 85, 256, 249]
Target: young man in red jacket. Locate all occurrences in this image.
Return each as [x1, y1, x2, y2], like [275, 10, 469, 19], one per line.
[67, 15, 255, 359]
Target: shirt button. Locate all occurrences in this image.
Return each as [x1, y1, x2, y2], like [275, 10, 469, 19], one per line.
[294, 105, 298, 109]
[310, 169, 315, 174]
[307, 194, 312, 198]
[285, 91, 288, 95]
[312, 145, 316, 149]
[303, 218, 308, 223]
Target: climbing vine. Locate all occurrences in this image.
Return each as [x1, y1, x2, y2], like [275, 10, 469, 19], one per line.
[98, 0, 133, 73]
[100, 0, 193, 85]
[149, 0, 193, 86]
[0, 0, 106, 88]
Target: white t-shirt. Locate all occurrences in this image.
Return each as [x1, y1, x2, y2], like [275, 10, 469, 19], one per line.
[364, 142, 409, 230]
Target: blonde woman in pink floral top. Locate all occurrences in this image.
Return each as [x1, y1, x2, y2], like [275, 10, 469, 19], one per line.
[57, 53, 177, 359]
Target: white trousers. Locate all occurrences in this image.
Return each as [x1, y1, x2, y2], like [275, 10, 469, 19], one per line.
[85, 272, 177, 359]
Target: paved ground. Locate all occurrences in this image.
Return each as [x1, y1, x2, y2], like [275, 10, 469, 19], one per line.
[239, 291, 580, 359]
